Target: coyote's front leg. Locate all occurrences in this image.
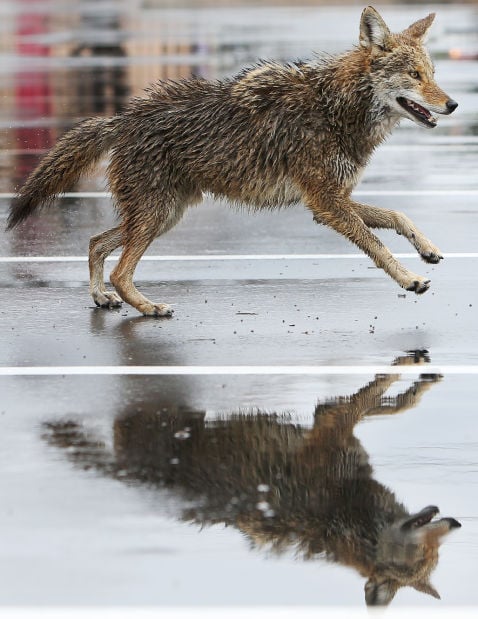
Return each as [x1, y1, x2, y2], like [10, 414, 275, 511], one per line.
[306, 190, 431, 293]
[350, 201, 443, 265]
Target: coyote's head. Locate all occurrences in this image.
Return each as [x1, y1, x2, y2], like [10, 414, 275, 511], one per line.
[365, 505, 461, 606]
[360, 6, 458, 128]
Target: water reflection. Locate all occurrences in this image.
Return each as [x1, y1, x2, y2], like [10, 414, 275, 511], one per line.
[42, 353, 460, 606]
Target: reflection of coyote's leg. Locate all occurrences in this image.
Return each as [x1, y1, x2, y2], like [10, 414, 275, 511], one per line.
[364, 351, 442, 417]
[367, 374, 441, 417]
[311, 352, 441, 436]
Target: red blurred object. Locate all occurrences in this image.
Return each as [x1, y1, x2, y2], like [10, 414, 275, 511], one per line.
[449, 47, 478, 61]
[15, 0, 54, 182]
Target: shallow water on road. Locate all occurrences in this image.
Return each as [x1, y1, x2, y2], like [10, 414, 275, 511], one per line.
[0, 364, 473, 606]
[0, 1, 477, 611]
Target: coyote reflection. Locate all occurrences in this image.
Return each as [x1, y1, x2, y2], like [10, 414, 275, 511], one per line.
[43, 353, 460, 606]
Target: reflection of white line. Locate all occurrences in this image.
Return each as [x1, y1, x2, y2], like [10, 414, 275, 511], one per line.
[1, 189, 478, 199]
[0, 365, 476, 376]
[1, 253, 478, 263]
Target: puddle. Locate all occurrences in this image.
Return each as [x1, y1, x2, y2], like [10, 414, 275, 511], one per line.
[0, 2, 477, 609]
[31, 352, 464, 607]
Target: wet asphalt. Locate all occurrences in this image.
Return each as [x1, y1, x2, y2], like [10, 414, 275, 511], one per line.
[0, 1, 477, 612]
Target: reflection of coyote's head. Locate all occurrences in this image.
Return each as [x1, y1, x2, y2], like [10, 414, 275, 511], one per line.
[43, 354, 460, 606]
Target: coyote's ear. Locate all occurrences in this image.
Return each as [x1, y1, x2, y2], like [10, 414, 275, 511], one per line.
[364, 579, 398, 606]
[412, 580, 441, 600]
[359, 6, 391, 51]
[402, 13, 436, 43]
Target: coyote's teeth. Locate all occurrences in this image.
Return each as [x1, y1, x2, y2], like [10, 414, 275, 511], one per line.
[407, 98, 430, 117]
[396, 96, 436, 127]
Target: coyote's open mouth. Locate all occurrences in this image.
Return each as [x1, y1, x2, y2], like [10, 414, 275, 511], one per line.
[397, 97, 437, 128]
[401, 505, 439, 530]
[400, 505, 462, 536]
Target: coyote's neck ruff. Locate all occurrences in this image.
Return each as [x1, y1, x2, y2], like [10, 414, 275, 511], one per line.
[7, 7, 458, 317]
[229, 53, 398, 196]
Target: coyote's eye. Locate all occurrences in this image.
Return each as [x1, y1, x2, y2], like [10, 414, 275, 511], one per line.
[409, 70, 420, 80]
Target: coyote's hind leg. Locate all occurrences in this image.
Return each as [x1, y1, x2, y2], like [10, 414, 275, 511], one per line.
[351, 201, 443, 264]
[109, 202, 190, 317]
[89, 226, 123, 308]
[109, 232, 172, 317]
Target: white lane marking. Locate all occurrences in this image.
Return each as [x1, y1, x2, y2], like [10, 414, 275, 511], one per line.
[355, 190, 478, 196]
[0, 192, 112, 199]
[5, 143, 478, 155]
[0, 365, 476, 376]
[1, 607, 476, 619]
[1, 189, 478, 199]
[1, 253, 478, 263]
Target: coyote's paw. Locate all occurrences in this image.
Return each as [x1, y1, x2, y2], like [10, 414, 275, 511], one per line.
[405, 278, 431, 294]
[140, 302, 174, 318]
[392, 350, 430, 366]
[93, 290, 123, 308]
[420, 249, 443, 264]
[419, 373, 444, 382]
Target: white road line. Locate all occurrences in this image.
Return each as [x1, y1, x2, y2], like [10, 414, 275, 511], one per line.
[5, 143, 478, 155]
[1, 608, 475, 619]
[354, 190, 478, 196]
[0, 192, 111, 199]
[1, 189, 478, 199]
[1, 253, 478, 263]
[0, 365, 476, 376]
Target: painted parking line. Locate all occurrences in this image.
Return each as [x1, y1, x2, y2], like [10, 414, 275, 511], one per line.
[3, 605, 477, 619]
[4, 142, 478, 155]
[0, 365, 476, 376]
[1, 189, 478, 200]
[0, 253, 478, 263]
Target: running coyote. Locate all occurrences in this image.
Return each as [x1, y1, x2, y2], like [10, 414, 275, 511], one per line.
[8, 7, 458, 316]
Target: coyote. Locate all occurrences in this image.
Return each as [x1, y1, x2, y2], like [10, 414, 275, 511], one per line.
[8, 7, 458, 316]
[43, 353, 460, 605]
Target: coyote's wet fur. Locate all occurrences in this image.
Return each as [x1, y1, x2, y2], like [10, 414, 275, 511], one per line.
[43, 353, 460, 605]
[8, 7, 458, 316]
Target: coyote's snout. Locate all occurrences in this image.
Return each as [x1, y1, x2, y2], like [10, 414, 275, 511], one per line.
[7, 7, 458, 316]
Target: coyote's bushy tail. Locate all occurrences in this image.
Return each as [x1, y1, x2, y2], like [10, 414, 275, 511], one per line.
[6, 116, 117, 230]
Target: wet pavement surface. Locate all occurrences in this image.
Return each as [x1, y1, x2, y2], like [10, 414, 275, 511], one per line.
[0, 1, 478, 612]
